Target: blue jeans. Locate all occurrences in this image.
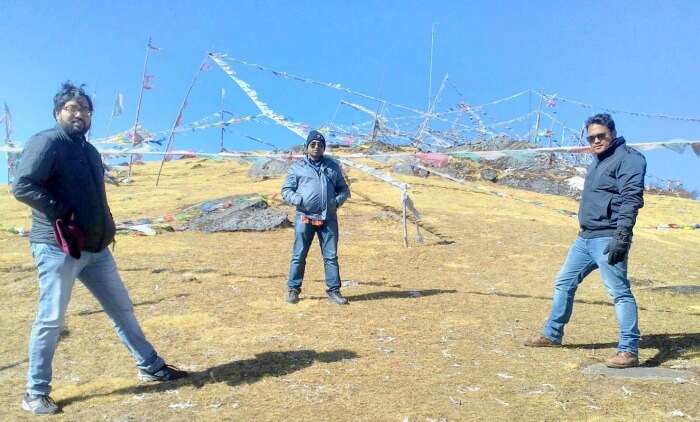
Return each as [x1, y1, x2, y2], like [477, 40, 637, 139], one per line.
[287, 214, 341, 293]
[26, 243, 164, 396]
[542, 236, 640, 354]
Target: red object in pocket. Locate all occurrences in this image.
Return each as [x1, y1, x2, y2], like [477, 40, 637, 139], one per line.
[54, 219, 86, 259]
[301, 215, 324, 226]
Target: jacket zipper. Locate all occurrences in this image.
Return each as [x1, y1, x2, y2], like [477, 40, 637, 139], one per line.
[81, 141, 107, 249]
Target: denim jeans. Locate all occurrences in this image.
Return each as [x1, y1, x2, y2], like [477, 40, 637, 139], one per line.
[542, 236, 640, 354]
[287, 214, 341, 293]
[26, 243, 164, 395]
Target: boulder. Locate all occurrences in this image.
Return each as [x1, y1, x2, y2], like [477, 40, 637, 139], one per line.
[184, 195, 290, 232]
[247, 158, 292, 180]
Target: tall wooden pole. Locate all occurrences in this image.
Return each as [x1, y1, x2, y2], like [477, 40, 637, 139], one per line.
[532, 94, 543, 145]
[427, 23, 437, 109]
[155, 56, 209, 186]
[219, 88, 225, 152]
[402, 197, 409, 248]
[128, 37, 153, 177]
[3, 106, 10, 185]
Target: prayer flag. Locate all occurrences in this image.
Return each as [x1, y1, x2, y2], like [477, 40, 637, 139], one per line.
[143, 75, 155, 90]
[3, 102, 12, 135]
[111, 93, 123, 118]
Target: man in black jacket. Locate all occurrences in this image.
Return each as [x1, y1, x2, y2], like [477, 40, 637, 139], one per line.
[13, 82, 187, 415]
[524, 114, 646, 368]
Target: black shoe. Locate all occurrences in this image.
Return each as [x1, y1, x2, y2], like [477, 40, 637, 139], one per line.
[138, 363, 188, 382]
[327, 291, 349, 305]
[21, 393, 60, 415]
[287, 290, 300, 304]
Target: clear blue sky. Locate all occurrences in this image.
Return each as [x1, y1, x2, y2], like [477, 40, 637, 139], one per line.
[1, 1, 698, 192]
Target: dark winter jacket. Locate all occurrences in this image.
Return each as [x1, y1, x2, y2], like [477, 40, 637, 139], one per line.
[579, 137, 646, 238]
[281, 156, 350, 220]
[12, 126, 116, 252]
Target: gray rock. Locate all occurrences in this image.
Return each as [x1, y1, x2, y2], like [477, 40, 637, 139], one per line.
[581, 363, 696, 381]
[392, 160, 428, 177]
[184, 195, 290, 232]
[480, 169, 498, 183]
[499, 174, 580, 198]
[247, 158, 291, 180]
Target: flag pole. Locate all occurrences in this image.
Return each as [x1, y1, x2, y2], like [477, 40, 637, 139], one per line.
[128, 37, 154, 177]
[155, 55, 210, 186]
[427, 22, 437, 109]
[105, 91, 120, 138]
[3, 103, 13, 187]
[219, 88, 225, 152]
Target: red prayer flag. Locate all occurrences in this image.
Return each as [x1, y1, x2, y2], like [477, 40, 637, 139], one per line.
[143, 75, 155, 90]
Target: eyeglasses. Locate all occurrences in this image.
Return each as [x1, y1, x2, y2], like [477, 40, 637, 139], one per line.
[62, 105, 92, 116]
[308, 141, 324, 148]
[586, 133, 609, 143]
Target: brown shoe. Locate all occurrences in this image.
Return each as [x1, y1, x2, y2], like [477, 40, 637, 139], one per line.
[605, 351, 639, 368]
[523, 334, 561, 347]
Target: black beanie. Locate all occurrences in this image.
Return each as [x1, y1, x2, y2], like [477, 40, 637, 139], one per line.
[305, 130, 326, 148]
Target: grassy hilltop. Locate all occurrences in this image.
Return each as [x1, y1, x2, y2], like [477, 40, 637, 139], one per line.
[1, 157, 698, 421]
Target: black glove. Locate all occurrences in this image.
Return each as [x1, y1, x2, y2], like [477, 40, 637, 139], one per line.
[604, 231, 632, 265]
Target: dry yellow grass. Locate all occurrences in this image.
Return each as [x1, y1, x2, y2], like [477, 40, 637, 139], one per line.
[0, 157, 698, 421]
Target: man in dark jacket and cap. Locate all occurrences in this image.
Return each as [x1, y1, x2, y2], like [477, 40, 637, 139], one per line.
[281, 130, 351, 305]
[13, 82, 187, 415]
[524, 114, 646, 368]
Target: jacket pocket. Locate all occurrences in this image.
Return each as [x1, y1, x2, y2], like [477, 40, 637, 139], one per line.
[297, 183, 321, 214]
[580, 191, 613, 227]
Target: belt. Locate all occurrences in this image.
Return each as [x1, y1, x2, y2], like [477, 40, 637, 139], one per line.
[301, 215, 324, 226]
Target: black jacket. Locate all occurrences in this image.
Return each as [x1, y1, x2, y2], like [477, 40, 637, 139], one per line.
[579, 137, 646, 238]
[12, 126, 116, 252]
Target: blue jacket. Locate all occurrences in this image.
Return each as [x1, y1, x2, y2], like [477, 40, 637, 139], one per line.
[281, 156, 350, 220]
[12, 126, 116, 252]
[579, 137, 646, 238]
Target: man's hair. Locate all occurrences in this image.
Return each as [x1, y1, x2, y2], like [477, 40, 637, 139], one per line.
[585, 113, 616, 137]
[53, 81, 93, 117]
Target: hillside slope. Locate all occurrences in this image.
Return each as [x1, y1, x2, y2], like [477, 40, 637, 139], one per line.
[1, 157, 698, 421]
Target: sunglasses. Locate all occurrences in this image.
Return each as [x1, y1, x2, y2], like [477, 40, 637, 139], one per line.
[586, 133, 609, 143]
[62, 105, 92, 116]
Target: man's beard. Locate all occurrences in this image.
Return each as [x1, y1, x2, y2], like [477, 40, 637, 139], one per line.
[60, 118, 90, 138]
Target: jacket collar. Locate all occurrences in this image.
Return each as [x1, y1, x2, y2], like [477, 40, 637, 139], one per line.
[55, 124, 86, 144]
[304, 155, 327, 167]
[595, 136, 625, 162]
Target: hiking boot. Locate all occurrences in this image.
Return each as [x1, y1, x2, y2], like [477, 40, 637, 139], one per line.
[21, 393, 60, 415]
[605, 351, 639, 368]
[327, 291, 349, 305]
[138, 363, 189, 382]
[287, 290, 300, 304]
[523, 334, 561, 347]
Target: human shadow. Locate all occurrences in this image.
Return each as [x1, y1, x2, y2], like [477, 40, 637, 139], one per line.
[58, 349, 358, 407]
[310, 279, 403, 289]
[222, 272, 287, 280]
[75, 294, 192, 316]
[564, 332, 700, 367]
[0, 358, 28, 372]
[464, 290, 700, 316]
[346, 289, 457, 302]
[466, 290, 612, 307]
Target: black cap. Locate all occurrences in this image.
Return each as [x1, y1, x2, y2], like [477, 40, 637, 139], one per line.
[305, 130, 326, 149]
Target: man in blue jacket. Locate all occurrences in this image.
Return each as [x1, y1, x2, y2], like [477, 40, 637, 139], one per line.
[524, 114, 646, 368]
[281, 130, 351, 305]
[13, 82, 187, 415]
